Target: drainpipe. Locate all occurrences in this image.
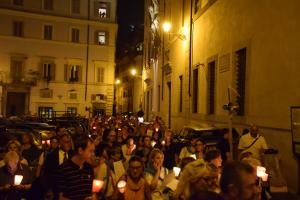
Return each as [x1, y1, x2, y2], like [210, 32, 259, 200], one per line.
[188, 0, 193, 97]
[85, 0, 90, 101]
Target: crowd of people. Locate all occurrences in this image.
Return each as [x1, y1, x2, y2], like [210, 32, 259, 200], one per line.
[0, 114, 270, 200]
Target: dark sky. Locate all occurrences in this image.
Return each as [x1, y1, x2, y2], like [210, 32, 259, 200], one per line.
[116, 0, 144, 59]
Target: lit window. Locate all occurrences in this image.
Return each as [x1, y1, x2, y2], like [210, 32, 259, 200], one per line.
[70, 65, 79, 82]
[44, 25, 53, 40]
[95, 2, 110, 19]
[38, 107, 53, 118]
[13, 21, 23, 37]
[67, 107, 77, 114]
[71, 28, 79, 43]
[97, 32, 106, 45]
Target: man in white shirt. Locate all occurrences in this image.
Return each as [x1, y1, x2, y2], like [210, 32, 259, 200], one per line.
[238, 124, 268, 161]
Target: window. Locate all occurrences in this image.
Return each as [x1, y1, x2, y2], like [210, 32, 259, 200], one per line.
[38, 107, 53, 118]
[95, 94, 105, 101]
[44, 25, 53, 40]
[97, 31, 107, 45]
[10, 60, 23, 82]
[67, 107, 77, 115]
[235, 48, 247, 116]
[71, 28, 80, 43]
[44, 0, 53, 10]
[192, 68, 198, 113]
[42, 63, 55, 81]
[94, 1, 110, 19]
[13, 0, 23, 6]
[207, 61, 216, 114]
[96, 67, 104, 83]
[72, 0, 80, 14]
[70, 65, 80, 82]
[179, 75, 183, 112]
[13, 21, 23, 37]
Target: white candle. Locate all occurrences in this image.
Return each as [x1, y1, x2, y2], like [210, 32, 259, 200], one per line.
[257, 166, 266, 178]
[117, 180, 127, 193]
[92, 179, 104, 193]
[173, 167, 181, 177]
[151, 141, 156, 147]
[14, 175, 23, 185]
[261, 173, 269, 182]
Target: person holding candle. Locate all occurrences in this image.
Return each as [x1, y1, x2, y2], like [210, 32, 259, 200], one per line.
[220, 161, 261, 200]
[157, 129, 178, 170]
[0, 151, 33, 200]
[111, 156, 152, 200]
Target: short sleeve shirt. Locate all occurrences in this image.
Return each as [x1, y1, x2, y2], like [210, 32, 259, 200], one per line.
[238, 133, 268, 160]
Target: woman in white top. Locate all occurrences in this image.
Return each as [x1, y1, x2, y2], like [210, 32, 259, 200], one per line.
[144, 148, 168, 200]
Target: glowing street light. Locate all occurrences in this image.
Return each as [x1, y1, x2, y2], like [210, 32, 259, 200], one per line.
[131, 69, 137, 76]
[163, 22, 172, 33]
[115, 79, 120, 84]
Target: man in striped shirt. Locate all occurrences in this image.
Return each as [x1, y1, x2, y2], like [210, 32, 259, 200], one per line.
[54, 134, 95, 200]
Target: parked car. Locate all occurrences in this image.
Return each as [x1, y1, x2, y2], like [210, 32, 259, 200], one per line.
[174, 125, 240, 154]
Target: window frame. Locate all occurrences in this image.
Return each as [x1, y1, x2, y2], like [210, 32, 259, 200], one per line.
[43, 24, 53, 40]
[13, 21, 24, 37]
[71, 28, 80, 43]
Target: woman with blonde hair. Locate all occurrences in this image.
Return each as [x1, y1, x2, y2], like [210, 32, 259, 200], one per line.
[144, 148, 169, 200]
[0, 140, 28, 167]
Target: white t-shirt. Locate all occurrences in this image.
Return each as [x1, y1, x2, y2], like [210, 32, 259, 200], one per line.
[238, 133, 268, 160]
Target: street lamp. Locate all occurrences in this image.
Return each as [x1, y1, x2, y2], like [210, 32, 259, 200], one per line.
[131, 69, 137, 76]
[162, 21, 186, 40]
[115, 79, 120, 85]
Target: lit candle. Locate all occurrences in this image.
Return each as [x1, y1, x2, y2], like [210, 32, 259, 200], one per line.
[42, 140, 46, 145]
[261, 173, 269, 182]
[173, 167, 181, 177]
[92, 179, 104, 193]
[155, 128, 159, 132]
[257, 166, 266, 178]
[14, 175, 23, 185]
[117, 180, 127, 193]
[151, 141, 156, 147]
[46, 140, 50, 145]
[161, 140, 165, 146]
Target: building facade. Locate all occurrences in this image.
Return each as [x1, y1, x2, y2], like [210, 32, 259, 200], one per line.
[0, 0, 117, 118]
[143, 0, 300, 192]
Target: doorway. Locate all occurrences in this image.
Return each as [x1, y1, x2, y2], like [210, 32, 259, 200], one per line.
[6, 92, 26, 117]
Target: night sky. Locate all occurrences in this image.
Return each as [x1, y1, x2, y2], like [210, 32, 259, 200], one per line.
[116, 0, 144, 59]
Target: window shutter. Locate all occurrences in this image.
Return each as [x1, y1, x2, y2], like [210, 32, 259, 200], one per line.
[64, 64, 69, 82]
[50, 63, 56, 81]
[39, 62, 44, 79]
[78, 65, 82, 82]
